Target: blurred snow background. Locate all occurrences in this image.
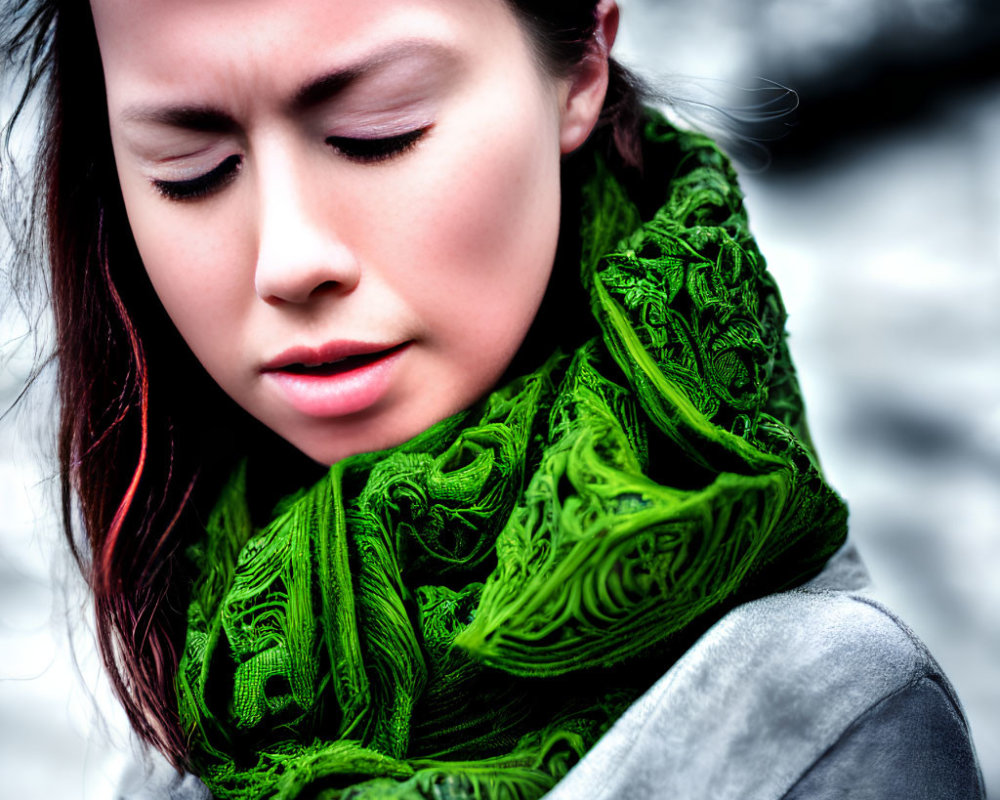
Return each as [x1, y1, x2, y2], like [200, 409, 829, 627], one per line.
[615, 0, 1000, 790]
[2, 0, 998, 797]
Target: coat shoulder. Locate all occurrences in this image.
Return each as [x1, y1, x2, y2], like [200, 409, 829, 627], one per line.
[544, 543, 983, 800]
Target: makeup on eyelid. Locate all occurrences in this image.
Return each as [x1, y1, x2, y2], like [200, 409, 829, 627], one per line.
[151, 126, 431, 199]
[153, 154, 243, 200]
[139, 96, 439, 193]
[128, 75, 444, 194]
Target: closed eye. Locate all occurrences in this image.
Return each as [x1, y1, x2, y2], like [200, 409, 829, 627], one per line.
[153, 154, 242, 201]
[326, 127, 428, 164]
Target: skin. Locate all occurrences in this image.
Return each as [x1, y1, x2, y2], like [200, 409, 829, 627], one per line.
[91, 0, 617, 465]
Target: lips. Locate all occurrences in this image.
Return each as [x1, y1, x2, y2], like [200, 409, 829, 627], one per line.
[262, 340, 411, 418]
[266, 342, 411, 377]
[263, 340, 408, 372]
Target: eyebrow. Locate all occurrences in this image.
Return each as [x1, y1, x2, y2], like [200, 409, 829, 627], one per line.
[122, 105, 238, 132]
[120, 39, 454, 131]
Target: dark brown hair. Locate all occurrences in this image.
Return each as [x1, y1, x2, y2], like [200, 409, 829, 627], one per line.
[1, 0, 645, 769]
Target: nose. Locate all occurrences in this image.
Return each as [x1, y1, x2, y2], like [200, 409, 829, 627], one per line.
[253, 149, 360, 305]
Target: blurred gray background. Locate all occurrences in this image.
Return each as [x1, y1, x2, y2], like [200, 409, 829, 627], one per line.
[2, 0, 998, 797]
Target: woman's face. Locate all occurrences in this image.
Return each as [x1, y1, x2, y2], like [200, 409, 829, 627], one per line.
[92, 0, 603, 464]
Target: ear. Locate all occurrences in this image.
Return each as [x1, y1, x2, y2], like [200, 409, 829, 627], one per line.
[559, 0, 620, 155]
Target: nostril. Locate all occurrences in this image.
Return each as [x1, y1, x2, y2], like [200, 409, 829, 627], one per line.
[312, 280, 341, 296]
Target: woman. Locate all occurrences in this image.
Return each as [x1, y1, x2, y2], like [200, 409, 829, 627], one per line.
[1, 0, 985, 797]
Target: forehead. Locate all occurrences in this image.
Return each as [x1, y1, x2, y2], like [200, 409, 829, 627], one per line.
[90, 0, 519, 106]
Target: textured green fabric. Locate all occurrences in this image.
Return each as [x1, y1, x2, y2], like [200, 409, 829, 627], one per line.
[177, 116, 848, 800]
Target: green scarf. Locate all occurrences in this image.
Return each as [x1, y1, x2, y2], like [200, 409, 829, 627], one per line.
[177, 117, 848, 800]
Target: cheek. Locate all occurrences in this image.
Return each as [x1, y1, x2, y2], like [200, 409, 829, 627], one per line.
[119, 181, 252, 370]
[382, 105, 563, 357]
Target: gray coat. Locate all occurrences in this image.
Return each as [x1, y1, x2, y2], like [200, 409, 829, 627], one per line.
[541, 542, 985, 799]
[118, 543, 985, 799]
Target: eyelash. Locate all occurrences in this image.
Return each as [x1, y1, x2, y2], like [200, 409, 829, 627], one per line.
[153, 154, 242, 201]
[152, 128, 428, 201]
[326, 127, 428, 163]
